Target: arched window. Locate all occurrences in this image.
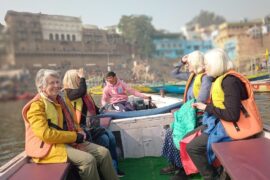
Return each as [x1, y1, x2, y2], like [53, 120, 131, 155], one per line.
[67, 34, 70, 41]
[72, 34, 76, 41]
[55, 34, 59, 41]
[61, 34, 65, 41]
[49, 33, 53, 40]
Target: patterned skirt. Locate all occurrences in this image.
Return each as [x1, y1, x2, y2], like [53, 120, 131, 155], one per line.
[161, 128, 182, 168]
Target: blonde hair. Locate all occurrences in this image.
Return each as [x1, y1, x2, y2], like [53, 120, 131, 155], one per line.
[187, 51, 204, 74]
[35, 69, 60, 93]
[63, 69, 79, 89]
[204, 48, 234, 78]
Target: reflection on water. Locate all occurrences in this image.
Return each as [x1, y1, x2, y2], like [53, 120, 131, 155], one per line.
[254, 93, 270, 126]
[0, 100, 26, 166]
[0, 93, 270, 166]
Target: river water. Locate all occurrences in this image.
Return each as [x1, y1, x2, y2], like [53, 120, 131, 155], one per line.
[0, 93, 270, 166]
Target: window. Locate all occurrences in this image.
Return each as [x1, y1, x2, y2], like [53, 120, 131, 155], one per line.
[72, 35, 76, 41]
[49, 33, 53, 40]
[67, 34, 70, 41]
[61, 34, 65, 41]
[55, 34, 59, 40]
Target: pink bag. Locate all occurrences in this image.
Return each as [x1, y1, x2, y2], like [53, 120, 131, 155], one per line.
[180, 130, 201, 175]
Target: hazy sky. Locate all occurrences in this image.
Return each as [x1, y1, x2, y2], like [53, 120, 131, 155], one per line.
[0, 0, 270, 32]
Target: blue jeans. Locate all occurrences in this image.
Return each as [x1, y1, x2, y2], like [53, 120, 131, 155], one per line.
[94, 129, 118, 172]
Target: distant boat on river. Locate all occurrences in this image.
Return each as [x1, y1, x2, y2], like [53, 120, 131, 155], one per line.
[251, 78, 270, 92]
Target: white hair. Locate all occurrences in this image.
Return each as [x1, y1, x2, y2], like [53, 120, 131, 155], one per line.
[204, 48, 234, 78]
[187, 51, 205, 74]
[35, 69, 60, 93]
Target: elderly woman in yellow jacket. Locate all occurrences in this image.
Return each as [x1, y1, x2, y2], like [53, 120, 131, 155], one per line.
[22, 69, 118, 180]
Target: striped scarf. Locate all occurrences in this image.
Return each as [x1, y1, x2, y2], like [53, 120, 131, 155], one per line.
[83, 95, 97, 116]
[57, 95, 76, 131]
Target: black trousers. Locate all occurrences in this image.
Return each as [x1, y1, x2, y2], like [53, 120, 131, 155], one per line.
[185, 125, 218, 180]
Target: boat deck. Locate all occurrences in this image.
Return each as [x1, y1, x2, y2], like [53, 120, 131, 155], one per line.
[118, 157, 202, 180]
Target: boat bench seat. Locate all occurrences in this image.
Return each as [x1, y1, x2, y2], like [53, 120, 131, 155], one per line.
[212, 137, 270, 180]
[9, 162, 70, 180]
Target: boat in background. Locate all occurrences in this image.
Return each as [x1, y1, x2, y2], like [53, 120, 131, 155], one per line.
[251, 78, 270, 92]
[149, 83, 186, 94]
[246, 71, 269, 81]
[132, 84, 156, 93]
[88, 85, 103, 95]
[89, 82, 186, 95]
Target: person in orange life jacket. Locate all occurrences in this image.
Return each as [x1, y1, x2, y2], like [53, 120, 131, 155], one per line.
[23, 69, 118, 180]
[62, 68, 125, 177]
[101, 71, 150, 112]
[175, 48, 261, 180]
[160, 51, 213, 176]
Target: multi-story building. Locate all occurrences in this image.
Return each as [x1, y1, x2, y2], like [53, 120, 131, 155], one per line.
[214, 19, 270, 73]
[40, 14, 82, 42]
[152, 33, 185, 59]
[152, 32, 213, 60]
[3, 10, 130, 73]
[183, 39, 213, 55]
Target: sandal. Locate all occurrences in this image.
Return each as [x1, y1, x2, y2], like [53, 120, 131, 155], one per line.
[160, 164, 178, 175]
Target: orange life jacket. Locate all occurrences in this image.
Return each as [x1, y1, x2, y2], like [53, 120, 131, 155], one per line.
[212, 70, 263, 139]
[183, 73, 207, 102]
[22, 94, 52, 158]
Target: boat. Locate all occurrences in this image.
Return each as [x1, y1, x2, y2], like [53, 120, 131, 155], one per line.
[149, 84, 186, 94]
[88, 85, 103, 95]
[1, 93, 270, 180]
[88, 81, 187, 95]
[251, 78, 270, 92]
[131, 84, 156, 93]
[0, 94, 182, 179]
[246, 71, 270, 81]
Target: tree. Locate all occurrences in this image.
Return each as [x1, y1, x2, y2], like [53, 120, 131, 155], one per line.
[186, 10, 226, 28]
[118, 15, 155, 59]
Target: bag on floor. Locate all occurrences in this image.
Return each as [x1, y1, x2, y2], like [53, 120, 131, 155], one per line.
[180, 130, 201, 175]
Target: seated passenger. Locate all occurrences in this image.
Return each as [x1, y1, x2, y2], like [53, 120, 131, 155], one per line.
[101, 71, 150, 112]
[63, 68, 125, 177]
[160, 51, 212, 176]
[178, 48, 262, 180]
[22, 69, 118, 180]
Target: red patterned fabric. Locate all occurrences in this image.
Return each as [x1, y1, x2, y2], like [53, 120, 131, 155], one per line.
[180, 130, 201, 175]
[83, 95, 97, 116]
[57, 96, 76, 131]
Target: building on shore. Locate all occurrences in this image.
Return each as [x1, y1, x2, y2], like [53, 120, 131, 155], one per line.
[152, 32, 213, 60]
[214, 18, 270, 74]
[2, 10, 131, 75]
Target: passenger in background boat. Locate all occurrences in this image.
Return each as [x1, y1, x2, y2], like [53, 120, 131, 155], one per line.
[101, 71, 150, 112]
[161, 51, 213, 176]
[63, 68, 125, 177]
[22, 69, 118, 180]
[179, 48, 262, 180]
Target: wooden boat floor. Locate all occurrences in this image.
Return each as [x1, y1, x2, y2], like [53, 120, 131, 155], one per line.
[118, 157, 202, 180]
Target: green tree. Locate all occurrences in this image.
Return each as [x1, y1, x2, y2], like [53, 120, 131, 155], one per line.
[118, 15, 155, 59]
[187, 10, 226, 28]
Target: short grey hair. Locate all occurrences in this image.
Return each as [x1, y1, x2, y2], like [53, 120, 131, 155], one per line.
[204, 48, 234, 78]
[35, 69, 60, 93]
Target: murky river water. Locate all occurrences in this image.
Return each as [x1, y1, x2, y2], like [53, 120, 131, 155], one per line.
[0, 93, 270, 166]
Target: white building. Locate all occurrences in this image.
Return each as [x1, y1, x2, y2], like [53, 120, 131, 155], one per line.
[40, 14, 82, 42]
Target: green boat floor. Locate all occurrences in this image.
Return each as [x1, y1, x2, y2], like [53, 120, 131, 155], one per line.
[118, 157, 202, 180]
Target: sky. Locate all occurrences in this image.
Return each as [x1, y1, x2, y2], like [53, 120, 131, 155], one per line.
[0, 0, 270, 32]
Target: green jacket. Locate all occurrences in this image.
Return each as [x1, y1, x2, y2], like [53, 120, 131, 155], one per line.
[172, 99, 197, 150]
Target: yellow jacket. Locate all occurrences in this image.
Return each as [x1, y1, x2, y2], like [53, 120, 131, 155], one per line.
[183, 73, 204, 102]
[24, 94, 79, 163]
